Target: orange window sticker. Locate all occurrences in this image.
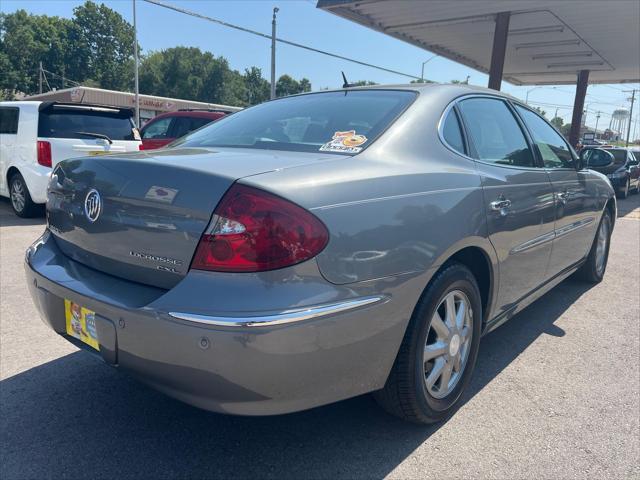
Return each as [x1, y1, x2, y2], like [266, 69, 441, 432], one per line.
[319, 130, 368, 154]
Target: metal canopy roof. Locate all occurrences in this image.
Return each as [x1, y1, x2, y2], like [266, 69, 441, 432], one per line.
[317, 0, 640, 86]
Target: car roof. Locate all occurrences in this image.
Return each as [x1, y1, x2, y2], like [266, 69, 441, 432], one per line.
[283, 82, 521, 103]
[149, 110, 228, 121]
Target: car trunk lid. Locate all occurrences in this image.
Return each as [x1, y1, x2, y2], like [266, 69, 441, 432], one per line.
[47, 147, 338, 289]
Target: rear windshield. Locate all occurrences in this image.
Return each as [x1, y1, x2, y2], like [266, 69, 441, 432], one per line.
[38, 108, 137, 141]
[173, 90, 416, 154]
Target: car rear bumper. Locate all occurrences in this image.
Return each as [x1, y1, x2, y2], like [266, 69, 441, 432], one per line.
[25, 231, 421, 415]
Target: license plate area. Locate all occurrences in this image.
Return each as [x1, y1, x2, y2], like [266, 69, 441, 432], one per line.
[65, 299, 100, 350]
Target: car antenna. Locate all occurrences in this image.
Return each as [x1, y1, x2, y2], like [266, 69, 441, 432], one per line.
[341, 71, 353, 89]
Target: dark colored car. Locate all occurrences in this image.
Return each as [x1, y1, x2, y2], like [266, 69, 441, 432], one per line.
[582, 147, 640, 198]
[140, 109, 230, 150]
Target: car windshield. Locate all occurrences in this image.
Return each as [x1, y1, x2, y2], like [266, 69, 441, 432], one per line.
[172, 90, 416, 154]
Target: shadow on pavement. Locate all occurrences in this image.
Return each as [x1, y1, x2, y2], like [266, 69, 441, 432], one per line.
[0, 280, 592, 480]
[0, 198, 46, 227]
[616, 193, 640, 218]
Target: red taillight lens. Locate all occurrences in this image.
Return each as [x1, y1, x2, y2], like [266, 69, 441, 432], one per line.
[138, 143, 146, 150]
[191, 184, 329, 272]
[37, 141, 52, 167]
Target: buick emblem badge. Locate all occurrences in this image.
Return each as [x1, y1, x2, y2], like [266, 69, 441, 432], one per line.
[84, 189, 102, 223]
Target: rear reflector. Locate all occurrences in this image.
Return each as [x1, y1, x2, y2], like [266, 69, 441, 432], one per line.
[191, 184, 329, 272]
[37, 141, 52, 167]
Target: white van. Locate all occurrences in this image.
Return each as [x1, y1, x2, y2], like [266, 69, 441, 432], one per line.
[0, 101, 141, 217]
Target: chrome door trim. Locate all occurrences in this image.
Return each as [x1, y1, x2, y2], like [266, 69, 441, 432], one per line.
[510, 231, 556, 254]
[510, 216, 595, 254]
[168, 296, 385, 327]
[554, 216, 595, 239]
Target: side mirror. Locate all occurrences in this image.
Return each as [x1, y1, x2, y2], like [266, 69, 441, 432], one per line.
[579, 148, 614, 170]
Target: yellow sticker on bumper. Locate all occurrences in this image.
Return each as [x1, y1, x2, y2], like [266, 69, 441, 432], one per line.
[65, 300, 100, 351]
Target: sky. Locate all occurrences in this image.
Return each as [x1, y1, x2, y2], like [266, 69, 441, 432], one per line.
[2, 0, 639, 138]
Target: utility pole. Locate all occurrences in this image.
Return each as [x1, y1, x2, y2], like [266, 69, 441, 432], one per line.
[39, 62, 43, 94]
[133, 0, 140, 128]
[270, 7, 279, 100]
[624, 89, 636, 147]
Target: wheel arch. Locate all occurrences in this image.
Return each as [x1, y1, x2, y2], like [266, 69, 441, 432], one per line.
[6, 166, 21, 185]
[445, 246, 494, 324]
[416, 239, 498, 326]
[605, 195, 617, 229]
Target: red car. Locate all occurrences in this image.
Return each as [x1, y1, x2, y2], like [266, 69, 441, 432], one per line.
[140, 109, 230, 150]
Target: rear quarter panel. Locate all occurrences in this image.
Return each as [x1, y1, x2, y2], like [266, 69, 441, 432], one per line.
[242, 87, 496, 289]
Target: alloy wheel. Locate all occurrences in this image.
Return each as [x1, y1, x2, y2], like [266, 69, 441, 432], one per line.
[10, 178, 25, 213]
[595, 216, 610, 276]
[423, 290, 473, 399]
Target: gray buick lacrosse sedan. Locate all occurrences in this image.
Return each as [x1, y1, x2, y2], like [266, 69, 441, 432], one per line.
[26, 84, 616, 423]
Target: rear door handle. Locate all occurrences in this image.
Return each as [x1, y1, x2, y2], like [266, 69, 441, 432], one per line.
[490, 199, 511, 211]
[556, 191, 570, 204]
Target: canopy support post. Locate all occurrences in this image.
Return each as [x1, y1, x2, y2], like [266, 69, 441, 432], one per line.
[488, 11, 510, 91]
[569, 70, 590, 148]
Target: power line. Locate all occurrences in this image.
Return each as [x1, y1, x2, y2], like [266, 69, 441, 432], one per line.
[143, 0, 422, 81]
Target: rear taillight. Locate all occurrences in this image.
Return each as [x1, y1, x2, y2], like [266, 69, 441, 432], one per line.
[138, 144, 145, 150]
[191, 184, 329, 272]
[37, 141, 52, 167]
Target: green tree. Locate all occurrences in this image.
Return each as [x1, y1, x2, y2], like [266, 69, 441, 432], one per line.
[71, 1, 137, 91]
[351, 80, 378, 86]
[276, 74, 311, 97]
[243, 66, 270, 105]
[0, 10, 73, 95]
[533, 106, 547, 118]
[550, 116, 564, 129]
[139, 46, 251, 106]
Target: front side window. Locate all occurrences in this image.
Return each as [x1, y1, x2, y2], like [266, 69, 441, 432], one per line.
[142, 117, 173, 139]
[515, 105, 574, 169]
[583, 149, 614, 167]
[173, 90, 416, 154]
[0, 107, 19, 134]
[457, 98, 534, 168]
[442, 109, 465, 155]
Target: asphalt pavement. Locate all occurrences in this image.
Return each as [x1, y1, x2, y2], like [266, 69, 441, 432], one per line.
[1, 195, 639, 479]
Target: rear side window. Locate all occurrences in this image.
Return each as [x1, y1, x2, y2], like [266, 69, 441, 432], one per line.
[0, 107, 19, 134]
[458, 98, 535, 168]
[38, 108, 136, 141]
[514, 105, 574, 169]
[172, 117, 214, 138]
[441, 109, 465, 155]
[174, 90, 417, 154]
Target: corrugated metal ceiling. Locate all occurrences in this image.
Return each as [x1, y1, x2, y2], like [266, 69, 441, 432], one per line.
[317, 0, 640, 85]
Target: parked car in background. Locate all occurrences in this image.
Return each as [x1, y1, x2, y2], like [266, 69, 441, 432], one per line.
[26, 84, 616, 424]
[139, 109, 230, 150]
[0, 101, 140, 217]
[582, 146, 640, 198]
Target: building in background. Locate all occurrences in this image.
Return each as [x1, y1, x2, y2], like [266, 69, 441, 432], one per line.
[25, 86, 241, 125]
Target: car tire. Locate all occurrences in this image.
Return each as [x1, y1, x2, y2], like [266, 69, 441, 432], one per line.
[617, 178, 629, 199]
[9, 172, 39, 218]
[374, 262, 482, 424]
[575, 210, 612, 283]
